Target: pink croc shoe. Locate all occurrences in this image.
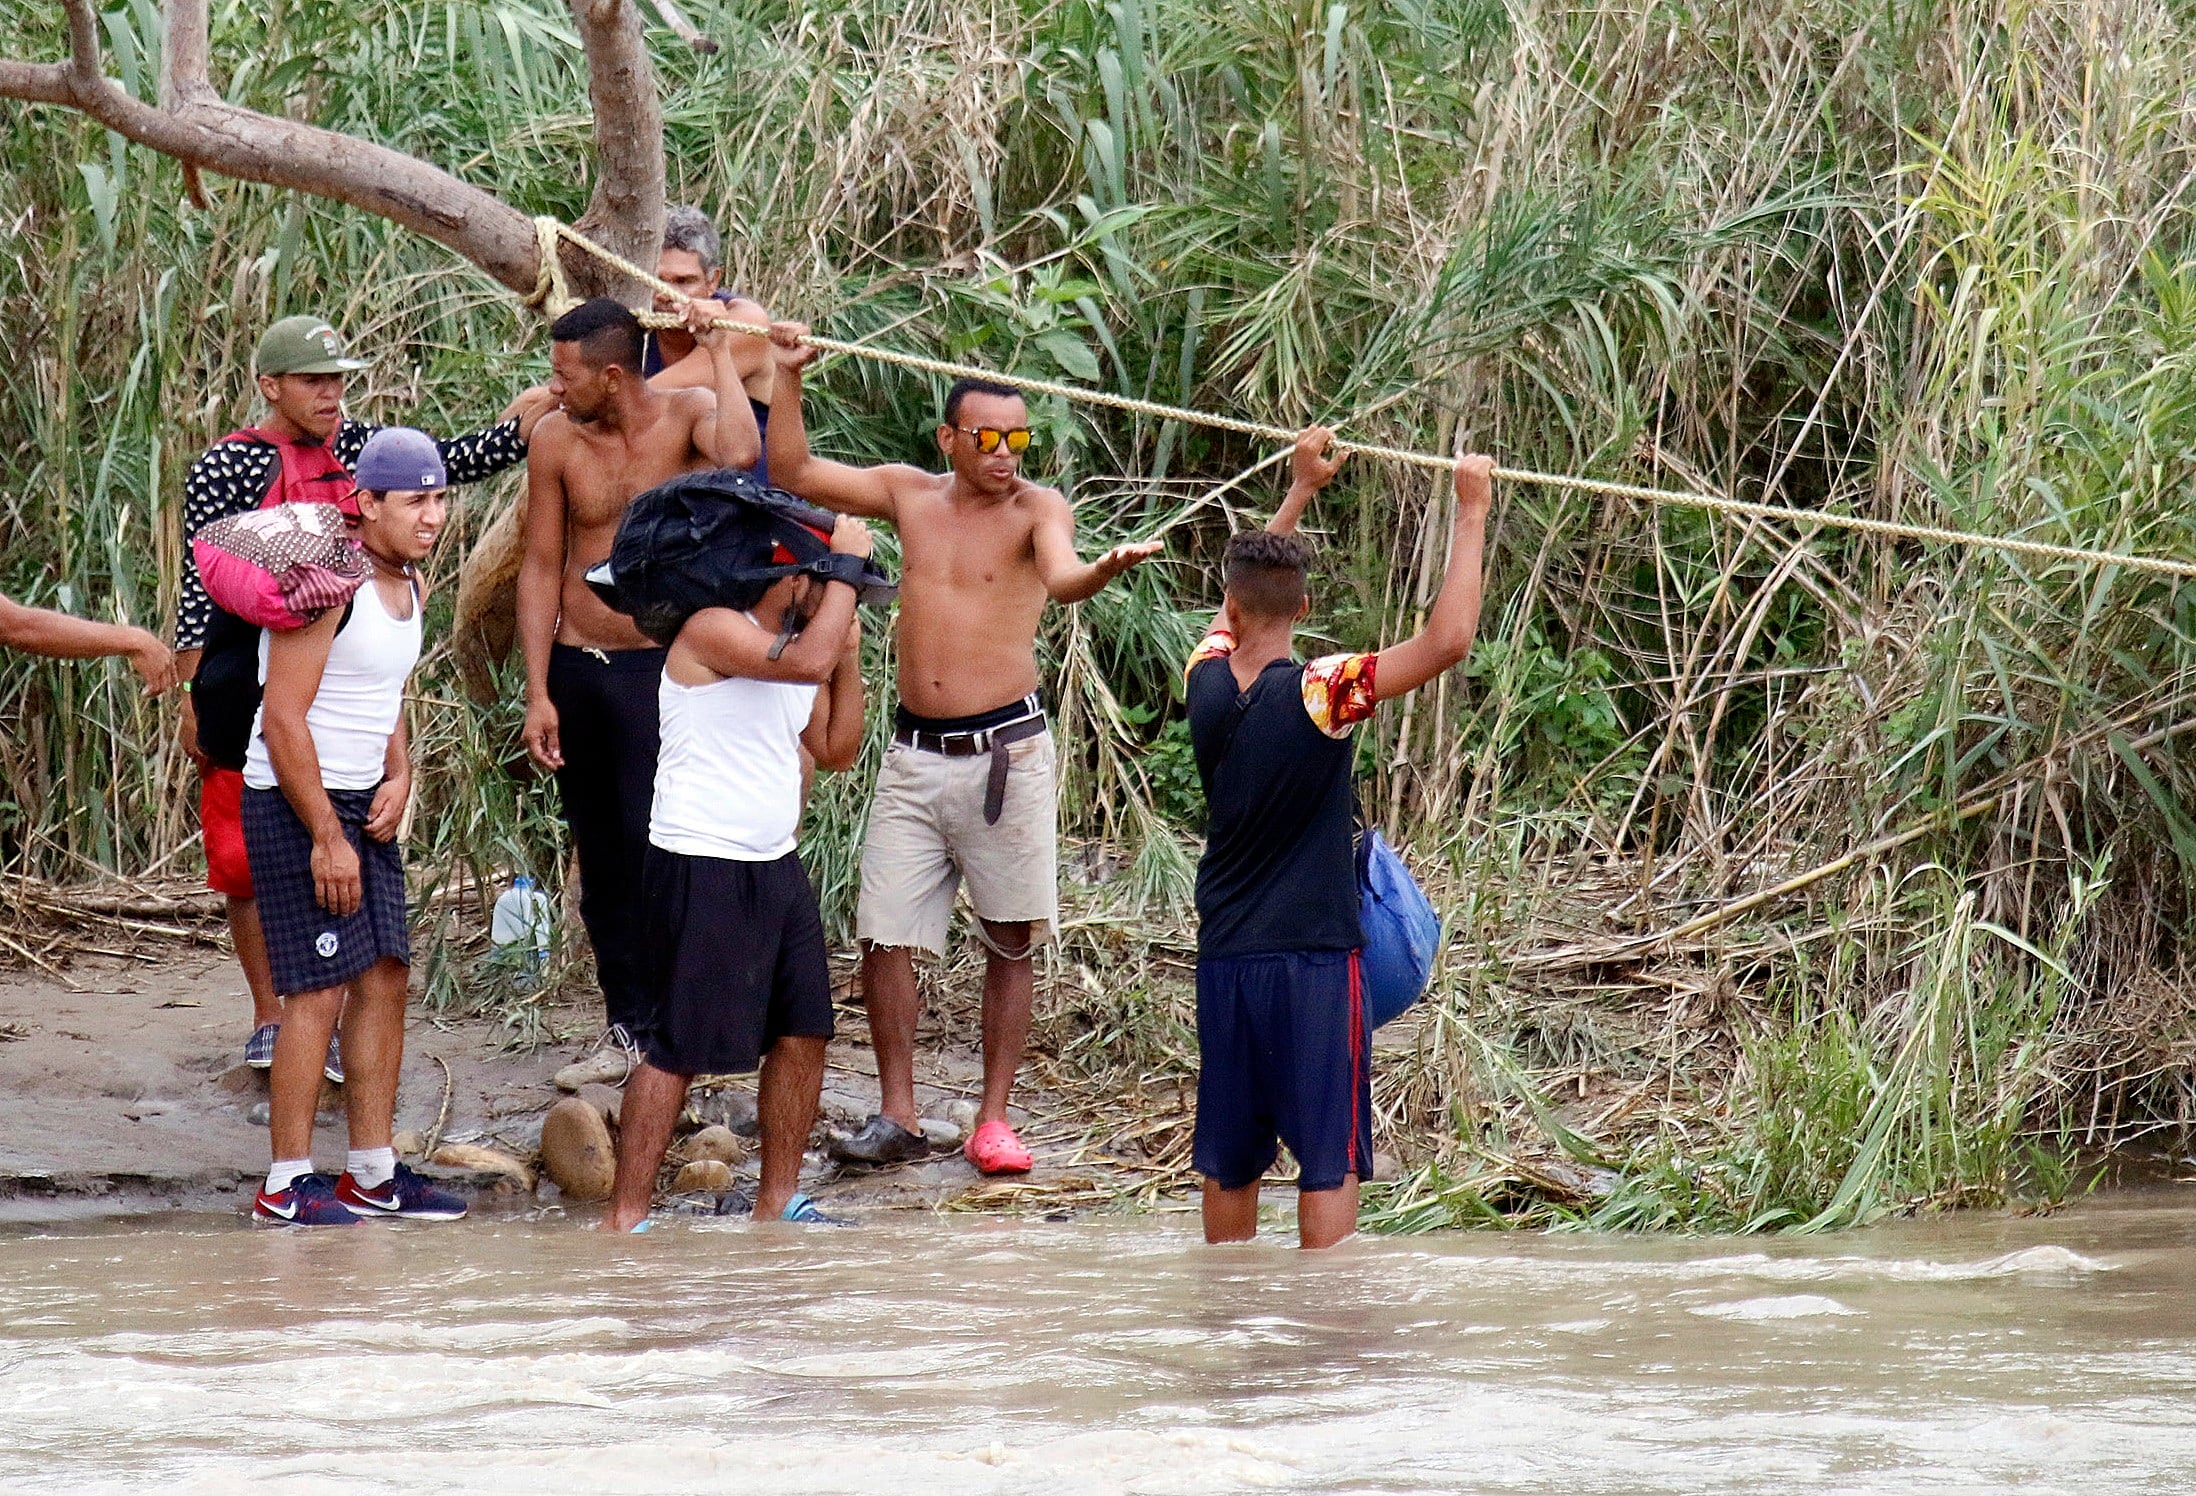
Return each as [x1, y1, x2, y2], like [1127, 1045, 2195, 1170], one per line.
[963, 1119, 1033, 1175]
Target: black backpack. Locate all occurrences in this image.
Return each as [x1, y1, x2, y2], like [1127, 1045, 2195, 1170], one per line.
[586, 469, 895, 645]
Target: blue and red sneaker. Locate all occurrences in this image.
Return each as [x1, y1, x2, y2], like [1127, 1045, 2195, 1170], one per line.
[335, 1163, 469, 1221]
[253, 1172, 359, 1226]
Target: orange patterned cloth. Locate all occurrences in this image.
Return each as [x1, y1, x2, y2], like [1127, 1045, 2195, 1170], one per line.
[1300, 652, 1379, 737]
[1183, 627, 1378, 738]
[1186, 626, 1238, 678]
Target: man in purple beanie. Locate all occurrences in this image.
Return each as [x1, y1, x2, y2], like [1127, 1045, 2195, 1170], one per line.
[246, 427, 469, 1225]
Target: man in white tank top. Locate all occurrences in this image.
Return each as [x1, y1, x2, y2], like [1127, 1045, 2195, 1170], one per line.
[601, 514, 874, 1232]
[242, 428, 467, 1226]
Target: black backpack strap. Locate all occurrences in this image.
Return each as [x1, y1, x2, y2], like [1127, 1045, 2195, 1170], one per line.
[1210, 690, 1254, 767]
[334, 574, 416, 635]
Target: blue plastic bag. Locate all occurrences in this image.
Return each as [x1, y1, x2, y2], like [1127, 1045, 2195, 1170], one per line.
[1358, 828, 1441, 1028]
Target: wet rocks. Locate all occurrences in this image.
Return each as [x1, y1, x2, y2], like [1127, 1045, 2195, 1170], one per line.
[576, 1082, 624, 1128]
[817, 1089, 870, 1127]
[672, 1158, 732, 1193]
[428, 1142, 534, 1191]
[942, 1099, 980, 1136]
[688, 1084, 758, 1138]
[538, 1096, 616, 1202]
[680, 1125, 748, 1168]
[919, 1117, 964, 1150]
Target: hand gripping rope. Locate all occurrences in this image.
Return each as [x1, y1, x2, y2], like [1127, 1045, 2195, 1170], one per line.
[528, 216, 2196, 584]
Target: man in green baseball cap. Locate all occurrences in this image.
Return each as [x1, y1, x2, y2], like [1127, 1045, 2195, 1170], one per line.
[179, 308, 556, 1082]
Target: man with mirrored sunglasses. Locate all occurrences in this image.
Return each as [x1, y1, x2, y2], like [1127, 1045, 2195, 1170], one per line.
[763, 323, 1160, 1176]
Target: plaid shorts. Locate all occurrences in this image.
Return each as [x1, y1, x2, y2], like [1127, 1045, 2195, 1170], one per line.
[240, 786, 410, 994]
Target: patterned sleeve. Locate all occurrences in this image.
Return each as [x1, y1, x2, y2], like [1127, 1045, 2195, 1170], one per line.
[337, 417, 527, 485]
[1300, 652, 1379, 738]
[1184, 625, 1237, 683]
[435, 417, 528, 484]
[333, 419, 373, 468]
[175, 441, 276, 650]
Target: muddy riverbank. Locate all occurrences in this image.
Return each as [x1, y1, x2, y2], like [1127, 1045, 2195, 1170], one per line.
[0, 950, 1145, 1224]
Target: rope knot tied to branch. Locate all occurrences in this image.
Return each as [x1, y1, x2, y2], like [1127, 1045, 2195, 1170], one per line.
[525, 214, 576, 317]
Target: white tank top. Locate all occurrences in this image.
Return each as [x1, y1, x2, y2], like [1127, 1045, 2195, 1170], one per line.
[244, 576, 423, 793]
[650, 659, 817, 863]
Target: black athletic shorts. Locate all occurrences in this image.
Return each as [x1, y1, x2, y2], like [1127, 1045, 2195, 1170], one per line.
[240, 785, 410, 995]
[634, 846, 835, 1076]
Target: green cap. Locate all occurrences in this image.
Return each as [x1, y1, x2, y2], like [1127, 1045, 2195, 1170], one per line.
[254, 315, 370, 376]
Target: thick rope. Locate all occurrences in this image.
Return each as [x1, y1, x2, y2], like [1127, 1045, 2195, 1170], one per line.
[537, 218, 2196, 583]
[524, 215, 571, 313]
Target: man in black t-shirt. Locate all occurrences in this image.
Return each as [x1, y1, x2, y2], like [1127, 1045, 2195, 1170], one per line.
[1184, 428, 1494, 1249]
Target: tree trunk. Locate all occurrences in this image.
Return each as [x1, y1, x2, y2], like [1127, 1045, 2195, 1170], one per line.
[563, 0, 667, 304]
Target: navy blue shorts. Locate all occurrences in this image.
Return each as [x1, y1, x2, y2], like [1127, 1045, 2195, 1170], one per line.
[1193, 948, 1372, 1193]
[240, 785, 410, 995]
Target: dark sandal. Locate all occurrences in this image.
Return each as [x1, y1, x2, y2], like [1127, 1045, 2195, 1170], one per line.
[827, 1114, 930, 1165]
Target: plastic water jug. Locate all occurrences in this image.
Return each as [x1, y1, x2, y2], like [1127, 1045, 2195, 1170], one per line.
[490, 875, 553, 988]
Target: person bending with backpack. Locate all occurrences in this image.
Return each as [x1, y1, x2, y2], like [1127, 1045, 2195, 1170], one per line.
[177, 313, 553, 1080]
[1185, 429, 1494, 1250]
[246, 429, 467, 1226]
[599, 513, 874, 1233]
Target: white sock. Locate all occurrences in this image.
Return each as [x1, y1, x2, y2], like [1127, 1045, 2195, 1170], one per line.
[266, 1158, 314, 1194]
[346, 1147, 397, 1189]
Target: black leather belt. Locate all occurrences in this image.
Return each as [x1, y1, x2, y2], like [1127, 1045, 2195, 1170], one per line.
[894, 711, 1046, 824]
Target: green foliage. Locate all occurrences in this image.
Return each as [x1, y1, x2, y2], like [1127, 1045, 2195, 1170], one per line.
[1139, 714, 1205, 828]
[4, 0, 2196, 1225]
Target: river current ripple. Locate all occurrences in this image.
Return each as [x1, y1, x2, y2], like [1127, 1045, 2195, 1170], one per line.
[6, 1190, 2196, 1492]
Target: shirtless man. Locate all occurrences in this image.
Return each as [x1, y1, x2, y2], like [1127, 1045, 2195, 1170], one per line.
[764, 323, 1161, 1175]
[518, 296, 761, 1078]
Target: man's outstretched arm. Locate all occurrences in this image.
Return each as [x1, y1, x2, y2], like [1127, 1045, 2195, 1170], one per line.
[763, 324, 905, 520]
[1370, 455, 1495, 701]
[0, 592, 175, 694]
[685, 298, 762, 471]
[1033, 493, 1163, 604]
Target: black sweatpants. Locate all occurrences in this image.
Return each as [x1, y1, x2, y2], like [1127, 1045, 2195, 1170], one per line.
[547, 642, 666, 1034]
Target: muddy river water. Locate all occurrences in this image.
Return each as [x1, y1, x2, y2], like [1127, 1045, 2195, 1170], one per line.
[6, 1189, 2196, 1492]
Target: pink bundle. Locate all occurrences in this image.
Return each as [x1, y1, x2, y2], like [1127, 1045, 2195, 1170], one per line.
[191, 502, 370, 630]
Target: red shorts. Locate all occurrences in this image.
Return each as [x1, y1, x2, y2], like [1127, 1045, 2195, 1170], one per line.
[201, 766, 253, 899]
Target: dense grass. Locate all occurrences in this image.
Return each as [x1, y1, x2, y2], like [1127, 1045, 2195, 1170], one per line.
[4, 0, 2195, 1228]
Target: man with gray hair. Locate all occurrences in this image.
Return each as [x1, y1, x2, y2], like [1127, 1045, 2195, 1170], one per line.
[647, 205, 775, 481]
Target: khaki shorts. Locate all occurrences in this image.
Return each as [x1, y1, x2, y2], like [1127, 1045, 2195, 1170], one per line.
[856, 729, 1059, 955]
